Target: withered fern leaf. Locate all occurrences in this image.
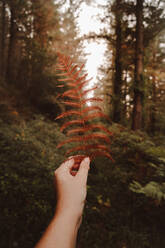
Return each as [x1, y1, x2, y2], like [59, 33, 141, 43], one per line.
[56, 53, 113, 161]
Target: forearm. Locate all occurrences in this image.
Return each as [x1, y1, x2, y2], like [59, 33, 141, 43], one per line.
[35, 157, 89, 248]
[35, 210, 80, 248]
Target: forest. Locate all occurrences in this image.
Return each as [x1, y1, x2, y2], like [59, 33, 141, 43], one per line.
[0, 0, 165, 247]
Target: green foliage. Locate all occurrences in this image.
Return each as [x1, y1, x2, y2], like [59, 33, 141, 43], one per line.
[18, 43, 62, 117]
[130, 181, 165, 201]
[130, 155, 165, 202]
[78, 124, 165, 248]
[0, 116, 65, 247]
[0, 117, 165, 247]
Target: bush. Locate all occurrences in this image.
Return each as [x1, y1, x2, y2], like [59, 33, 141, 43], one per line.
[0, 120, 165, 247]
[0, 116, 65, 247]
[78, 125, 165, 248]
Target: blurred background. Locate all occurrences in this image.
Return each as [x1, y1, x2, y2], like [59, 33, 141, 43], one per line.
[0, 0, 165, 247]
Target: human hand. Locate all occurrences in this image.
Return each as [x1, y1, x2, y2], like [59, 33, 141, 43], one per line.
[35, 157, 90, 248]
[54, 156, 90, 220]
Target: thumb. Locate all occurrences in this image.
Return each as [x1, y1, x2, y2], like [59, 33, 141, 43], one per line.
[76, 157, 90, 184]
[59, 158, 74, 172]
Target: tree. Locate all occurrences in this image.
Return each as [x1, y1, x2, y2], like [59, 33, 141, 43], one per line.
[131, 0, 165, 131]
[0, 0, 6, 79]
[145, 32, 165, 134]
[83, 0, 165, 130]
[112, 0, 123, 123]
[6, 1, 19, 83]
[83, 0, 125, 123]
[132, 0, 144, 130]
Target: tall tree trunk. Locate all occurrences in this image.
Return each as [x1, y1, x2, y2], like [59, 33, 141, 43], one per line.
[123, 69, 129, 121]
[0, 0, 6, 78]
[6, 7, 17, 83]
[132, 0, 144, 130]
[150, 75, 156, 134]
[112, 0, 123, 123]
[149, 40, 158, 135]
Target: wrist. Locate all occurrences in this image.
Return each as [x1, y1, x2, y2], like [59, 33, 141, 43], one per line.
[56, 200, 84, 218]
[54, 205, 83, 229]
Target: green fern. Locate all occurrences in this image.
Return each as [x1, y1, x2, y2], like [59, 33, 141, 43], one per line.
[130, 180, 165, 202]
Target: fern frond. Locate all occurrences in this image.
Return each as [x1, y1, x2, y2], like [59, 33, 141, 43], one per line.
[67, 127, 87, 136]
[57, 133, 111, 149]
[82, 106, 102, 113]
[87, 124, 113, 136]
[70, 65, 79, 74]
[82, 97, 103, 104]
[60, 120, 85, 132]
[61, 101, 81, 108]
[77, 78, 93, 90]
[73, 64, 85, 78]
[56, 85, 65, 88]
[83, 112, 110, 122]
[61, 89, 78, 97]
[58, 77, 72, 82]
[55, 110, 82, 120]
[81, 86, 98, 97]
[56, 53, 113, 161]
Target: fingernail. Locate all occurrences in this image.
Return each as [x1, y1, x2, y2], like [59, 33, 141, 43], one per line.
[84, 157, 90, 162]
[83, 157, 90, 168]
[64, 158, 73, 167]
[68, 158, 74, 164]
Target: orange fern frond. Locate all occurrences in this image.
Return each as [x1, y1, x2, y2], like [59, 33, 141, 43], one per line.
[66, 95, 80, 100]
[56, 85, 65, 88]
[81, 106, 103, 113]
[56, 53, 113, 161]
[61, 101, 81, 108]
[86, 124, 113, 136]
[81, 86, 98, 97]
[61, 89, 78, 97]
[82, 97, 103, 104]
[83, 112, 110, 122]
[67, 127, 87, 136]
[77, 78, 93, 90]
[57, 133, 110, 149]
[55, 110, 82, 120]
[60, 120, 85, 132]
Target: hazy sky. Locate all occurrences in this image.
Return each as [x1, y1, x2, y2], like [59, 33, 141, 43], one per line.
[77, 1, 107, 83]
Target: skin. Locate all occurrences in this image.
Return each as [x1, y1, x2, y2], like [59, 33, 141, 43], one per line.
[35, 156, 90, 248]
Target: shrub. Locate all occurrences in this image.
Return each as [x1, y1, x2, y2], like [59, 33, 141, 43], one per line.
[0, 116, 65, 247]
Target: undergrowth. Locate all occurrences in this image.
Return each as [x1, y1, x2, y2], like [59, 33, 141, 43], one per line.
[0, 116, 165, 247]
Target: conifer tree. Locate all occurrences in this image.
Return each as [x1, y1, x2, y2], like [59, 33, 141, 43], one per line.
[132, 0, 144, 130]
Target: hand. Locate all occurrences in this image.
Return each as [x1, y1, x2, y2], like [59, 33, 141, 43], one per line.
[54, 156, 90, 220]
[35, 157, 90, 248]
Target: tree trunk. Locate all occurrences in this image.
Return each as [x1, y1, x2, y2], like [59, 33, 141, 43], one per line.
[149, 39, 158, 135]
[150, 76, 156, 134]
[123, 69, 129, 122]
[0, 0, 6, 78]
[6, 6, 17, 83]
[132, 0, 144, 130]
[112, 0, 123, 123]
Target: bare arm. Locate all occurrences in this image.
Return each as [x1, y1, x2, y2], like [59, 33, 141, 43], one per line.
[35, 157, 90, 248]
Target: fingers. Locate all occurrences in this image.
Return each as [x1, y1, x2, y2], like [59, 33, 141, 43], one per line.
[57, 158, 74, 172]
[68, 155, 85, 176]
[76, 157, 90, 184]
[55, 156, 90, 180]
